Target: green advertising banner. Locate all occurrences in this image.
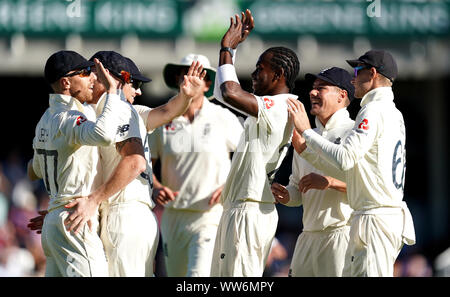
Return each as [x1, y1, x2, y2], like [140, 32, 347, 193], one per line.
[0, 0, 448, 40]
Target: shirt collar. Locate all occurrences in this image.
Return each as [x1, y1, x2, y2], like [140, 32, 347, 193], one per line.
[314, 108, 350, 132]
[49, 93, 85, 113]
[360, 87, 394, 107]
[173, 96, 208, 123]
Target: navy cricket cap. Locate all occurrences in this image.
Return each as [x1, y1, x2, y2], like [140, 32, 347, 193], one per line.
[305, 67, 355, 101]
[44, 50, 94, 84]
[125, 57, 152, 83]
[89, 51, 130, 79]
[346, 49, 398, 82]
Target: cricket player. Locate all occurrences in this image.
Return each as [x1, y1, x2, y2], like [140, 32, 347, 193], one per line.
[210, 10, 300, 276]
[89, 51, 206, 276]
[287, 50, 416, 277]
[271, 67, 355, 276]
[28, 51, 126, 277]
[150, 53, 243, 276]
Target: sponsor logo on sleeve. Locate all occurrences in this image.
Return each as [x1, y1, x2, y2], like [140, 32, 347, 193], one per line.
[264, 98, 274, 110]
[358, 119, 369, 130]
[76, 116, 86, 126]
[117, 124, 130, 136]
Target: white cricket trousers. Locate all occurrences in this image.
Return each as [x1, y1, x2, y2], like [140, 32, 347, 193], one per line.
[210, 201, 278, 277]
[41, 206, 108, 277]
[289, 226, 350, 277]
[160, 205, 222, 276]
[100, 201, 159, 277]
[343, 212, 404, 277]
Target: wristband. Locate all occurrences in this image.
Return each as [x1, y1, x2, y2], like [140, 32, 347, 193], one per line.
[218, 64, 239, 85]
[220, 47, 235, 58]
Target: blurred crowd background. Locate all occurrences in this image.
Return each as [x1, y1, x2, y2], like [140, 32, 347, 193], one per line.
[0, 0, 449, 277]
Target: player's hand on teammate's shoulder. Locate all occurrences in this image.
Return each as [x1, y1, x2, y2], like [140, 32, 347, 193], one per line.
[287, 98, 312, 134]
[271, 183, 290, 204]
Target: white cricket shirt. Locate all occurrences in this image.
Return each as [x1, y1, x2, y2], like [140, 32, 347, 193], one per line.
[149, 97, 243, 211]
[303, 87, 407, 211]
[221, 93, 296, 205]
[32, 93, 122, 211]
[286, 108, 354, 232]
[95, 94, 155, 209]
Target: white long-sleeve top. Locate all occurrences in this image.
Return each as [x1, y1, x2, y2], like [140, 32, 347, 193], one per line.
[303, 87, 407, 211]
[32, 93, 122, 210]
[286, 108, 354, 232]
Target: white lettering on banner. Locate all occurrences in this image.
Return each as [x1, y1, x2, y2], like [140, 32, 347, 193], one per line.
[372, 3, 449, 34]
[66, 0, 81, 18]
[367, 0, 381, 18]
[94, 1, 177, 33]
[252, 3, 366, 34]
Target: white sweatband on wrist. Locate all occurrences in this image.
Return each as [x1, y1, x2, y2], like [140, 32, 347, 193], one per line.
[218, 64, 240, 85]
[213, 60, 249, 117]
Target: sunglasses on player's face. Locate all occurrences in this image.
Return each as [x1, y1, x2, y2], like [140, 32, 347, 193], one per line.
[353, 65, 371, 77]
[131, 79, 143, 90]
[64, 66, 92, 78]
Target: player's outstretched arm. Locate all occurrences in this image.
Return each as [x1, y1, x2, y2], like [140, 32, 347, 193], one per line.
[145, 61, 206, 132]
[216, 9, 259, 117]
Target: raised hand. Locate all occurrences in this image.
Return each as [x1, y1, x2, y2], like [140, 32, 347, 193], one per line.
[221, 9, 254, 49]
[93, 58, 121, 94]
[180, 60, 206, 98]
[240, 9, 254, 42]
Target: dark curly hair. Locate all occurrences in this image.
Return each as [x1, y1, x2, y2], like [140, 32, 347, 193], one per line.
[263, 47, 300, 92]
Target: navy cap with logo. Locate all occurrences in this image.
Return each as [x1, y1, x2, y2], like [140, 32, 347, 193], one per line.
[89, 51, 130, 80]
[125, 57, 152, 83]
[305, 67, 355, 101]
[346, 49, 398, 82]
[44, 50, 94, 84]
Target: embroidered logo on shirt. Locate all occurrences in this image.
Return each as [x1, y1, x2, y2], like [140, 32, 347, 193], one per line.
[76, 116, 86, 126]
[38, 128, 48, 142]
[165, 122, 176, 132]
[203, 123, 211, 137]
[358, 119, 369, 130]
[264, 97, 274, 109]
[117, 124, 130, 136]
